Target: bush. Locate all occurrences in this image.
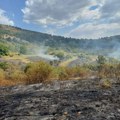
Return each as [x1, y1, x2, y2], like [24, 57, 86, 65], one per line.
[25, 61, 54, 84]
[0, 69, 5, 80]
[58, 67, 69, 80]
[0, 43, 9, 56]
[58, 66, 91, 80]
[0, 69, 15, 86]
[115, 64, 120, 81]
[97, 64, 117, 79]
[10, 70, 27, 84]
[73, 66, 90, 78]
[97, 55, 106, 65]
[19, 45, 27, 54]
[0, 62, 8, 70]
[100, 79, 112, 89]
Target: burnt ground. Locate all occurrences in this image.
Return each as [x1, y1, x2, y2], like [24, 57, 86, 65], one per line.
[0, 78, 120, 120]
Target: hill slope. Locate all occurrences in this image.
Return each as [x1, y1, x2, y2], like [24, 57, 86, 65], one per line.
[0, 24, 120, 54]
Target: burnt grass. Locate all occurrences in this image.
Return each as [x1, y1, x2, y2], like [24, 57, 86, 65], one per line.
[0, 78, 120, 120]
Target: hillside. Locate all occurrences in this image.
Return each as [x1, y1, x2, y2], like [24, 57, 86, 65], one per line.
[0, 25, 120, 120]
[0, 24, 120, 54]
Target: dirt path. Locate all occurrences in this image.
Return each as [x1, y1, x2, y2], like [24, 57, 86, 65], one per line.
[59, 57, 77, 67]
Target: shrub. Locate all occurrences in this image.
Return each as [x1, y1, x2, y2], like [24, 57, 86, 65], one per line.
[10, 70, 27, 84]
[74, 66, 90, 78]
[0, 69, 15, 86]
[97, 64, 117, 79]
[0, 62, 8, 70]
[58, 66, 91, 80]
[97, 55, 106, 65]
[115, 64, 120, 81]
[58, 67, 69, 80]
[100, 79, 112, 89]
[0, 43, 9, 56]
[0, 69, 5, 80]
[65, 67, 76, 78]
[25, 61, 54, 84]
[19, 45, 27, 54]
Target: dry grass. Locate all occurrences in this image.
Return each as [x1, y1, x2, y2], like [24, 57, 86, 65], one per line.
[0, 79, 15, 86]
[3, 55, 30, 63]
[10, 70, 27, 84]
[98, 64, 120, 80]
[25, 61, 54, 84]
[57, 66, 91, 80]
[59, 57, 77, 67]
[100, 79, 112, 89]
[0, 69, 15, 86]
[1, 59, 120, 87]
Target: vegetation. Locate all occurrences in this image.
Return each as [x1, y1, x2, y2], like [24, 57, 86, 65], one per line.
[0, 62, 8, 70]
[0, 43, 9, 56]
[0, 24, 120, 54]
[0, 69, 15, 86]
[100, 79, 112, 89]
[97, 55, 106, 65]
[0, 57, 120, 87]
[25, 61, 54, 84]
[19, 45, 27, 54]
[10, 70, 27, 84]
[0, 24, 120, 87]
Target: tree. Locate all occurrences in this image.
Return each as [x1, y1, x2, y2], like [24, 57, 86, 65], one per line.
[0, 62, 8, 70]
[19, 45, 27, 54]
[97, 55, 107, 79]
[97, 55, 106, 65]
[0, 44, 9, 56]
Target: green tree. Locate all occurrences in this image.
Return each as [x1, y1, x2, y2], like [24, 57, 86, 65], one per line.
[19, 45, 27, 54]
[0, 62, 8, 70]
[97, 55, 106, 65]
[0, 44, 9, 56]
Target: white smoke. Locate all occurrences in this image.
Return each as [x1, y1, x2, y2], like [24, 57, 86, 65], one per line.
[108, 41, 120, 59]
[109, 48, 120, 59]
[37, 46, 59, 61]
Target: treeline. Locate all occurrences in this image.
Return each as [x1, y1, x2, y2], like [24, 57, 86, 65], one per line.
[0, 24, 120, 53]
[0, 38, 39, 56]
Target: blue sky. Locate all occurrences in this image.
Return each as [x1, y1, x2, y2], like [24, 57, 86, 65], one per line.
[0, 0, 48, 33]
[0, 0, 120, 39]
